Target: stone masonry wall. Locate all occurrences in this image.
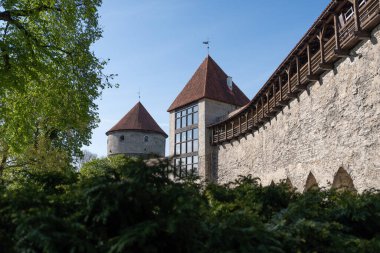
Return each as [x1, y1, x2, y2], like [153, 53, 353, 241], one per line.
[199, 99, 239, 178]
[213, 24, 380, 192]
[107, 131, 166, 157]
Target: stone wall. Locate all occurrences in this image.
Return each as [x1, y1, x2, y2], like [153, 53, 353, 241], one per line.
[168, 111, 176, 157]
[213, 24, 380, 192]
[169, 99, 239, 177]
[107, 131, 166, 157]
[199, 99, 239, 178]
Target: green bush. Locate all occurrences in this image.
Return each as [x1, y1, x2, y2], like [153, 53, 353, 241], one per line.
[0, 156, 379, 252]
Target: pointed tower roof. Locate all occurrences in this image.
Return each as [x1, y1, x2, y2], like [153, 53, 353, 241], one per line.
[168, 55, 249, 112]
[106, 102, 168, 137]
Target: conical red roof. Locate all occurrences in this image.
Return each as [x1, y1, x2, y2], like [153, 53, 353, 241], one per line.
[168, 55, 249, 112]
[106, 102, 167, 137]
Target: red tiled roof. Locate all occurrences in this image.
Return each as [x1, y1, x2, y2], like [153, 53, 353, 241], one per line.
[167, 55, 250, 112]
[106, 102, 168, 137]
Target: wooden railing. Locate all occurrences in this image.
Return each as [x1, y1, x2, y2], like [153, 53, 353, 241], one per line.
[299, 64, 308, 84]
[211, 0, 380, 144]
[311, 52, 321, 73]
[360, 0, 380, 27]
[324, 37, 336, 61]
[340, 18, 356, 47]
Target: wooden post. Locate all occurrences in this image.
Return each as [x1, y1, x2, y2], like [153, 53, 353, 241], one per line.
[286, 67, 291, 93]
[307, 44, 312, 75]
[334, 13, 341, 50]
[279, 76, 283, 101]
[318, 26, 325, 63]
[350, 0, 370, 39]
[317, 25, 333, 70]
[245, 113, 248, 131]
[266, 92, 270, 113]
[352, 0, 361, 31]
[255, 104, 258, 124]
[238, 116, 241, 134]
[224, 123, 227, 140]
[249, 108, 253, 128]
[261, 97, 264, 119]
[273, 83, 276, 105]
[296, 56, 300, 85]
[231, 122, 235, 137]
[333, 12, 350, 57]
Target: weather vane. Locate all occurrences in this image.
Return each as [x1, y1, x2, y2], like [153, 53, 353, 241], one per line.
[138, 88, 141, 101]
[203, 39, 210, 55]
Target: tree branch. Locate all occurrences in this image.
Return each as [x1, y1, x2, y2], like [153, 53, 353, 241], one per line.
[0, 5, 61, 21]
[0, 10, 11, 22]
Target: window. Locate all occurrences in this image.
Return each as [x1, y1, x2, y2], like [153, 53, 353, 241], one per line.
[175, 128, 199, 155]
[344, 7, 353, 21]
[144, 136, 149, 142]
[119, 135, 124, 141]
[175, 104, 198, 129]
[174, 155, 199, 176]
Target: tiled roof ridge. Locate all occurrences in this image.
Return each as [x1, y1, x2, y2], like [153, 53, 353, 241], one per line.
[106, 102, 168, 137]
[167, 55, 249, 111]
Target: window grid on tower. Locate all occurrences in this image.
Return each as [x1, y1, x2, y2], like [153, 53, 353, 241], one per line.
[175, 104, 198, 129]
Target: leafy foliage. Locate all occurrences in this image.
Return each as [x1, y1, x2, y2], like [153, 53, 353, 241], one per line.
[0, 0, 115, 171]
[0, 156, 379, 252]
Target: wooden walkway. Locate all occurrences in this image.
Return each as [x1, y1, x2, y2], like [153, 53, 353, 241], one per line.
[211, 0, 380, 145]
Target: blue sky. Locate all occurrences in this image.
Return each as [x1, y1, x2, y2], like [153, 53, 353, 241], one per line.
[86, 0, 331, 157]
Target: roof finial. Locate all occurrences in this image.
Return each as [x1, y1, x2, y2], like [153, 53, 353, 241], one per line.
[138, 88, 141, 102]
[203, 39, 210, 55]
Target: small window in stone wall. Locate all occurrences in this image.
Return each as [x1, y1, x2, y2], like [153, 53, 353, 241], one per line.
[119, 135, 124, 141]
[144, 136, 149, 142]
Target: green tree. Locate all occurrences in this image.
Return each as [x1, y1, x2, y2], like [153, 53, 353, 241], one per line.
[0, 156, 380, 252]
[0, 0, 114, 172]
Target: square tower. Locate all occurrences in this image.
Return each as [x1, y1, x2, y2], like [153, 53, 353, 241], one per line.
[167, 56, 249, 180]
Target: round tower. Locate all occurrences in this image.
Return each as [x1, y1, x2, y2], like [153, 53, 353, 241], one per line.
[106, 102, 167, 158]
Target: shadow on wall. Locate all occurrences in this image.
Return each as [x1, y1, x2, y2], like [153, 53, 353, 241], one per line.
[301, 167, 356, 193]
[303, 172, 319, 193]
[331, 167, 356, 192]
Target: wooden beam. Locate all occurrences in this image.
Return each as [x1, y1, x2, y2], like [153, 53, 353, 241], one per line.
[319, 62, 334, 70]
[333, 13, 341, 51]
[352, 0, 362, 32]
[296, 56, 301, 85]
[307, 44, 312, 75]
[286, 67, 291, 93]
[306, 74, 319, 81]
[318, 25, 326, 64]
[287, 92, 298, 99]
[255, 104, 259, 126]
[250, 126, 259, 132]
[354, 30, 371, 39]
[349, 0, 371, 40]
[244, 113, 248, 132]
[279, 76, 283, 101]
[224, 123, 227, 140]
[334, 49, 350, 57]
[250, 108, 254, 127]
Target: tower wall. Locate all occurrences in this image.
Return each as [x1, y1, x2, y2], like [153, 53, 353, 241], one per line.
[107, 131, 166, 157]
[212, 24, 380, 192]
[198, 99, 239, 178]
[168, 99, 239, 177]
